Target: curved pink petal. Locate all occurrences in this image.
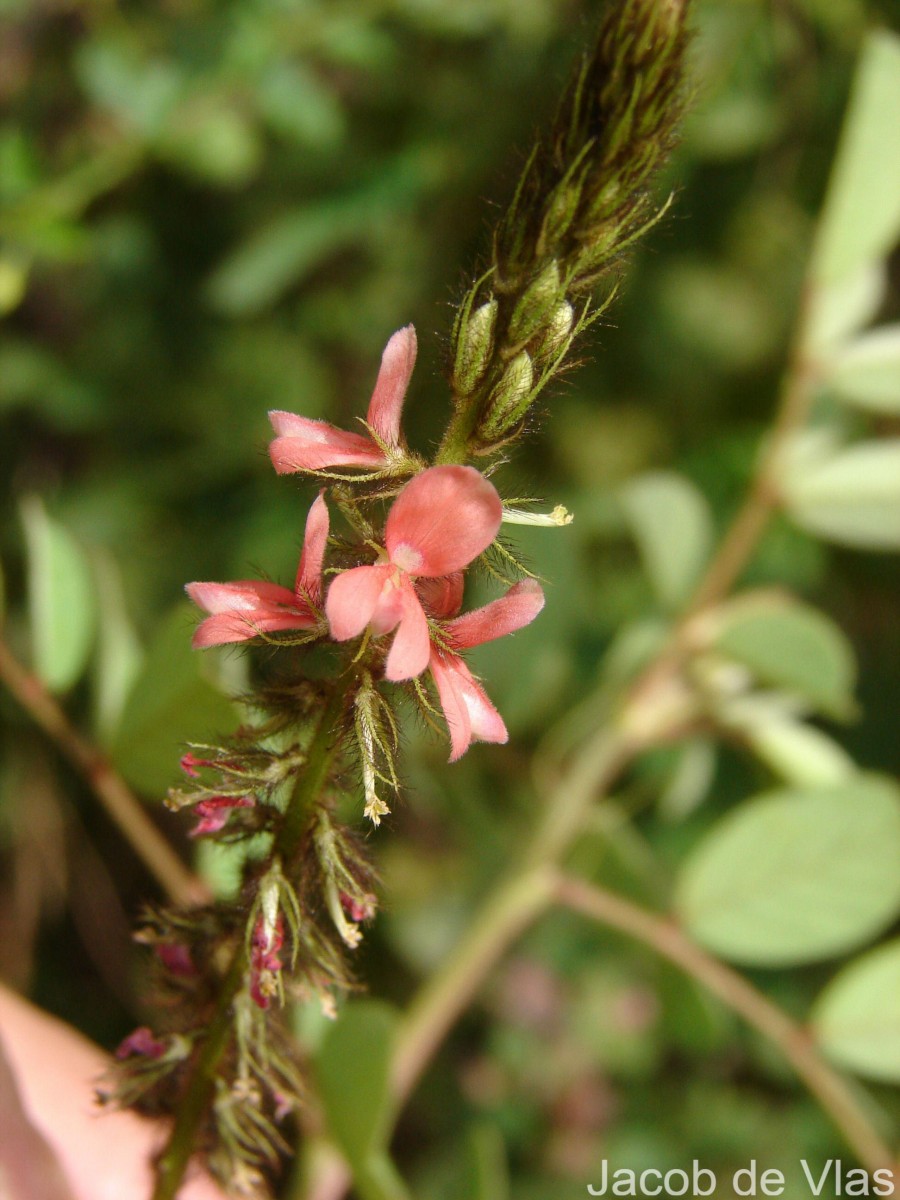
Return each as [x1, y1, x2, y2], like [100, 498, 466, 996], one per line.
[385, 466, 502, 577]
[295, 492, 329, 604]
[385, 583, 431, 681]
[416, 571, 464, 619]
[430, 651, 508, 761]
[326, 564, 391, 642]
[447, 579, 545, 649]
[186, 580, 314, 647]
[367, 325, 417, 448]
[186, 580, 298, 615]
[268, 413, 386, 473]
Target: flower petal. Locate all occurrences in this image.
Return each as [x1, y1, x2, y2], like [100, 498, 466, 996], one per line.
[385, 466, 502, 577]
[268, 413, 385, 473]
[430, 651, 508, 761]
[447, 579, 545, 649]
[295, 492, 329, 604]
[416, 571, 464, 619]
[325, 565, 391, 642]
[186, 580, 315, 647]
[384, 583, 430, 681]
[366, 324, 417, 448]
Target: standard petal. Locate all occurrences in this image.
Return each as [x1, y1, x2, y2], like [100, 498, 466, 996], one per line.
[385, 466, 502, 577]
[295, 492, 329, 604]
[268, 413, 385, 473]
[447, 579, 545, 649]
[366, 324, 417, 448]
[384, 583, 431, 681]
[325, 565, 390, 642]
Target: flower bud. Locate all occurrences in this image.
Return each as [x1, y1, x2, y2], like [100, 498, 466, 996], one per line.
[532, 299, 575, 360]
[480, 350, 534, 439]
[454, 298, 498, 395]
[508, 261, 564, 346]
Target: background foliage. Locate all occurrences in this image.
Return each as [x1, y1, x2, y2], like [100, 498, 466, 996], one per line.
[1, 0, 899, 1197]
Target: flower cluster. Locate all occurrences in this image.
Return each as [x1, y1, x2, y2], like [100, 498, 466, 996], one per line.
[187, 326, 546, 766]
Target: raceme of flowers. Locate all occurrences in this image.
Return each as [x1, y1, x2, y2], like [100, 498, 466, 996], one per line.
[186, 325, 545, 768]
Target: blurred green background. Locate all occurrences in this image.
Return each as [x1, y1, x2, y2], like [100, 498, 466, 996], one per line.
[1, 0, 899, 1196]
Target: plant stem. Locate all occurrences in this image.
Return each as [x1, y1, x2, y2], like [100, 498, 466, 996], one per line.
[0, 635, 207, 908]
[152, 946, 248, 1200]
[152, 685, 349, 1200]
[392, 729, 629, 1106]
[553, 871, 897, 1177]
[686, 285, 818, 615]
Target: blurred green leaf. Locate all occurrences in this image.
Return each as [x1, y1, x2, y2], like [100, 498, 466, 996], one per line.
[812, 939, 900, 1082]
[812, 30, 900, 285]
[619, 472, 714, 610]
[91, 549, 143, 742]
[110, 603, 235, 796]
[316, 1000, 398, 1170]
[823, 324, 900, 415]
[741, 714, 857, 787]
[75, 39, 183, 136]
[781, 438, 900, 550]
[804, 263, 885, 353]
[21, 497, 97, 694]
[711, 595, 857, 719]
[676, 778, 900, 967]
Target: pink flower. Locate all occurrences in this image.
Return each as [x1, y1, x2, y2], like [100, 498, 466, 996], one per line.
[430, 579, 545, 761]
[115, 1026, 167, 1061]
[249, 914, 285, 1010]
[186, 492, 328, 648]
[269, 325, 417, 474]
[188, 795, 255, 837]
[326, 465, 503, 681]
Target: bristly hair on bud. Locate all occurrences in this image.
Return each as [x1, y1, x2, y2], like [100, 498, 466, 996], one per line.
[439, 0, 692, 462]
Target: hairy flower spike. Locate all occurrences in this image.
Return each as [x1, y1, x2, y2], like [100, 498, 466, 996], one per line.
[438, 0, 690, 462]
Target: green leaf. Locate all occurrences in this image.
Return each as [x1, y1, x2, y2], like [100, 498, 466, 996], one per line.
[804, 262, 884, 354]
[316, 1000, 398, 1170]
[812, 939, 900, 1083]
[675, 778, 900, 967]
[91, 549, 143, 742]
[21, 497, 97, 693]
[711, 595, 857, 719]
[619, 472, 714, 610]
[741, 714, 856, 787]
[110, 603, 236, 796]
[781, 438, 900, 551]
[812, 31, 900, 285]
[824, 324, 900, 415]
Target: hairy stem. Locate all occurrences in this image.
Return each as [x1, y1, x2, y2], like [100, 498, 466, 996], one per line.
[554, 872, 897, 1176]
[0, 635, 207, 908]
[152, 684, 349, 1200]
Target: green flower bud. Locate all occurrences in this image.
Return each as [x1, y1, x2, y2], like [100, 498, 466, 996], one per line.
[453, 298, 497, 395]
[532, 300, 575, 360]
[480, 350, 534, 439]
[508, 261, 564, 346]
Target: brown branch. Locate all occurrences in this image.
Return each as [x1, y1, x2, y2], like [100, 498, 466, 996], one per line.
[0, 636, 209, 908]
[554, 871, 897, 1177]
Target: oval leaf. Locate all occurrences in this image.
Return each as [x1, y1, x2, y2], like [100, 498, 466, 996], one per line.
[21, 497, 97, 693]
[675, 778, 900, 967]
[619, 471, 714, 610]
[781, 438, 900, 551]
[742, 716, 856, 788]
[812, 940, 900, 1083]
[712, 596, 856, 719]
[824, 324, 900, 415]
[316, 1000, 398, 1169]
[110, 603, 236, 796]
[812, 31, 900, 285]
